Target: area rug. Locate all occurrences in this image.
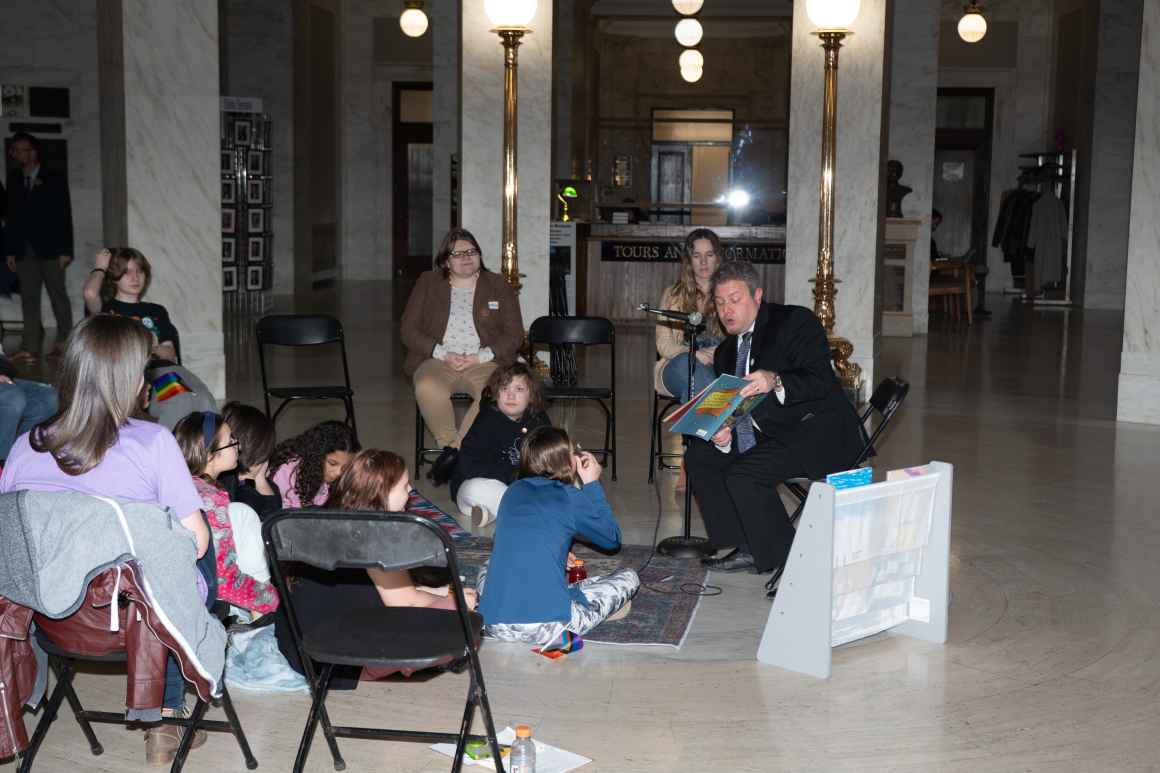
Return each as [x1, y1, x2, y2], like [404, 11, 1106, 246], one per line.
[407, 488, 471, 540]
[452, 538, 707, 648]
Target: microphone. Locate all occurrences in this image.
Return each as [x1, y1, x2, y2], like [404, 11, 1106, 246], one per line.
[638, 304, 703, 326]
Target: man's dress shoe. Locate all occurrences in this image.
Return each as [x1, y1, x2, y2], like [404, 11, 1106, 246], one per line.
[701, 549, 757, 573]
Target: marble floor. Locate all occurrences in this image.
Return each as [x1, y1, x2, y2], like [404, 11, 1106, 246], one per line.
[15, 284, 1160, 772]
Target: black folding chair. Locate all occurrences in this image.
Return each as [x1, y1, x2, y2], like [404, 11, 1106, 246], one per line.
[528, 316, 617, 481]
[256, 314, 358, 439]
[262, 510, 504, 773]
[17, 622, 256, 773]
[648, 390, 682, 483]
[784, 377, 911, 524]
[415, 392, 474, 474]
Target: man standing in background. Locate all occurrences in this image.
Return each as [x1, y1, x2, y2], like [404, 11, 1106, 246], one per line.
[5, 132, 73, 360]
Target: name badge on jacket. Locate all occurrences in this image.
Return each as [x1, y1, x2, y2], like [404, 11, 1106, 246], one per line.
[488, 301, 499, 310]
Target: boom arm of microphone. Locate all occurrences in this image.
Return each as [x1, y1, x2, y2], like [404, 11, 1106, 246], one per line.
[638, 304, 703, 326]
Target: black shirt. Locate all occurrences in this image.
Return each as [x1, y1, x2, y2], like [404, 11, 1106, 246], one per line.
[449, 405, 551, 500]
[102, 299, 179, 347]
[219, 470, 284, 521]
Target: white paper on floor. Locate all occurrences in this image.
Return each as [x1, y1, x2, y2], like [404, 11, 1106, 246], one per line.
[430, 726, 591, 771]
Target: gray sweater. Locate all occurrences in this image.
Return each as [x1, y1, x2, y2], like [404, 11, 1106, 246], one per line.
[0, 490, 226, 702]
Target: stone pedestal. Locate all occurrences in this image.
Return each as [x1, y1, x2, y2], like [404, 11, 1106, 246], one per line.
[1117, 1, 1160, 424]
[459, 3, 553, 325]
[881, 218, 921, 337]
[785, 0, 890, 394]
[99, 0, 224, 396]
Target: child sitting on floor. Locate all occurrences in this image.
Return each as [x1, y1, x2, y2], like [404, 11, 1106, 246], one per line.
[275, 449, 474, 683]
[449, 362, 551, 528]
[477, 426, 639, 646]
[268, 420, 359, 508]
[217, 402, 282, 520]
[174, 411, 279, 618]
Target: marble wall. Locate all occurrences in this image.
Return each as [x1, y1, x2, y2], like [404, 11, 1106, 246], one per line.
[1076, 0, 1142, 310]
[460, 0, 553, 326]
[785, 0, 890, 394]
[0, 0, 102, 332]
[1116, 0, 1159, 425]
[432, 0, 460, 246]
[339, 0, 391, 281]
[222, 0, 295, 296]
[888, 0, 939, 335]
[102, 0, 225, 396]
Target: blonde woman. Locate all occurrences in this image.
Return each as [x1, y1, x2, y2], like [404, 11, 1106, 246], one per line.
[655, 228, 725, 403]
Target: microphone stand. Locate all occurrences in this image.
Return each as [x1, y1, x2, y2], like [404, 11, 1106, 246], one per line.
[657, 318, 714, 559]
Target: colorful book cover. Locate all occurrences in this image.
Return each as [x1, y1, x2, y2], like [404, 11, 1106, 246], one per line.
[665, 373, 768, 440]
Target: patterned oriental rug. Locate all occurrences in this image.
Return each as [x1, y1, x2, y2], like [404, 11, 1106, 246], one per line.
[452, 538, 707, 648]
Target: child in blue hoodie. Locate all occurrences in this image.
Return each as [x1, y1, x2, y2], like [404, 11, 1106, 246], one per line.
[477, 426, 639, 645]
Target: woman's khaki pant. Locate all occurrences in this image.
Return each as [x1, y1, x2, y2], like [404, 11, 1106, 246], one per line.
[413, 358, 497, 448]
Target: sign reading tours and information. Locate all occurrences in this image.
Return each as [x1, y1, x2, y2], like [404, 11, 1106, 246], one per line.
[600, 240, 785, 264]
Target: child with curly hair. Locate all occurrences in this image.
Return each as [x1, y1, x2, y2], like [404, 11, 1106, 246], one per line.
[268, 420, 360, 508]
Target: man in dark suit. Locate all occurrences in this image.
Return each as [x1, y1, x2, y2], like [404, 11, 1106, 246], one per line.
[5, 132, 74, 360]
[687, 259, 865, 595]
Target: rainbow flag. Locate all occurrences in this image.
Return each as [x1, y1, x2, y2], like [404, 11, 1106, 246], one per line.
[151, 371, 193, 402]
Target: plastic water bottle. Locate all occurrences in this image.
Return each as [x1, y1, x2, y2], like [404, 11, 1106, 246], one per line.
[509, 724, 536, 773]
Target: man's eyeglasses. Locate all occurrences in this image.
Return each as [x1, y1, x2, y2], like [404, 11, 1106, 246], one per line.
[211, 439, 240, 454]
[449, 249, 481, 258]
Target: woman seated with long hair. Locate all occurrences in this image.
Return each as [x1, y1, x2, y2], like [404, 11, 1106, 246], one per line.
[400, 227, 525, 484]
[0, 314, 212, 765]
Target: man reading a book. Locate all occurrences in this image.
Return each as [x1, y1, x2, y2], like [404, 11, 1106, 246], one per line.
[687, 260, 864, 598]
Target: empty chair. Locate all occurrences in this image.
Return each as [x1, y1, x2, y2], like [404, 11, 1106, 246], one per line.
[256, 314, 358, 438]
[528, 316, 618, 481]
[784, 377, 911, 523]
[263, 509, 503, 773]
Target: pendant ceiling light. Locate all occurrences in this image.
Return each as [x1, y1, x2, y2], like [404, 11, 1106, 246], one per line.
[680, 64, 703, 83]
[672, 0, 704, 15]
[957, 3, 987, 43]
[399, 1, 429, 38]
[678, 49, 704, 70]
[674, 18, 703, 47]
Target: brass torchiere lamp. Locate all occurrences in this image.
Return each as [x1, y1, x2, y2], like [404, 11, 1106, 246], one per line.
[806, 0, 863, 395]
[484, 0, 537, 292]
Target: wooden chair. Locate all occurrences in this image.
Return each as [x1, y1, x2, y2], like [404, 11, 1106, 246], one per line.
[929, 260, 975, 325]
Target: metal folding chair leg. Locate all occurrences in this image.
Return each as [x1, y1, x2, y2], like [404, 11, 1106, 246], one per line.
[17, 661, 72, 773]
[217, 686, 259, 770]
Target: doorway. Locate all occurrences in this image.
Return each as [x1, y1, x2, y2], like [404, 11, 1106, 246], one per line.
[392, 83, 433, 314]
[933, 88, 994, 269]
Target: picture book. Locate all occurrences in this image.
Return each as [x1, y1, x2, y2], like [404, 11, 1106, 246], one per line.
[665, 373, 768, 440]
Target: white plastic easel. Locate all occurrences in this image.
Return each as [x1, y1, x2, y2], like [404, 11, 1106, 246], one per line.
[756, 461, 953, 678]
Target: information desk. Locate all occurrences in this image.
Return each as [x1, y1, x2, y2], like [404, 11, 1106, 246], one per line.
[580, 224, 786, 320]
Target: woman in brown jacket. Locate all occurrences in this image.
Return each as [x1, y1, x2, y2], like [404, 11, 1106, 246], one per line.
[401, 228, 524, 481]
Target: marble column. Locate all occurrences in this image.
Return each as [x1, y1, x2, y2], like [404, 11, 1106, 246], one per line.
[460, 1, 553, 325]
[1116, 1, 1159, 425]
[887, 0, 938, 335]
[222, 0, 294, 296]
[99, 0, 225, 396]
[785, 0, 890, 393]
[1076, 0, 1143, 310]
[339, 0, 390, 281]
[432, 0, 460, 244]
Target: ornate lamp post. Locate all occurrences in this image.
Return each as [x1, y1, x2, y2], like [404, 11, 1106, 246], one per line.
[484, 0, 537, 292]
[806, 0, 862, 394]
